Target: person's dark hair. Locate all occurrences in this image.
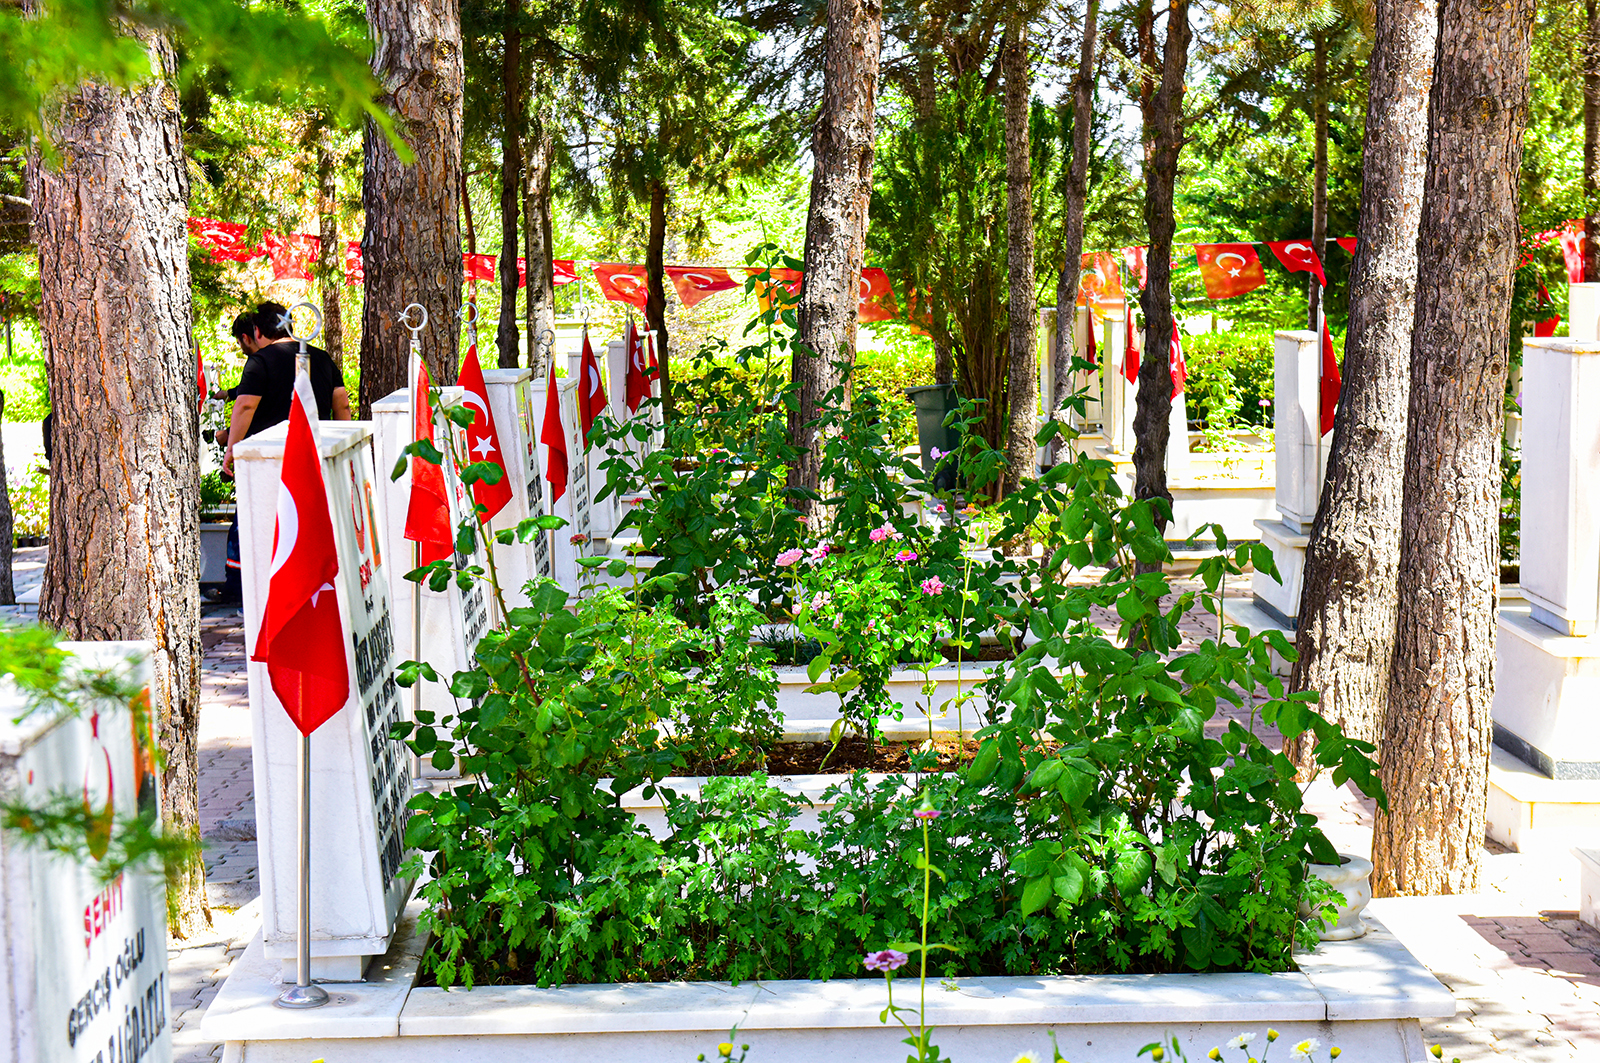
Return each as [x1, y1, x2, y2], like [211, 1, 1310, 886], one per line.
[254, 301, 291, 340]
[229, 311, 256, 341]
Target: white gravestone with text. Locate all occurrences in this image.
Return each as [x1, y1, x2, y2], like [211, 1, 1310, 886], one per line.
[0, 641, 172, 1063]
[1250, 330, 1325, 628]
[371, 388, 493, 733]
[482, 368, 555, 606]
[234, 421, 411, 981]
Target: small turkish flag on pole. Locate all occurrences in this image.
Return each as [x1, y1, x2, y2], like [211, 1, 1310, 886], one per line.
[1123, 303, 1139, 385]
[1320, 321, 1342, 437]
[1266, 239, 1328, 287]
[624, 318, 651, 414]
[1169, 322, 1187, 400]
[541, 359, 570, 503]
[197, 347, 208, 411]
[250, 376, 349, 735]
[456, 341, 513, 521]
[576, 328, 608, 446]
[404, 356, 455, 566]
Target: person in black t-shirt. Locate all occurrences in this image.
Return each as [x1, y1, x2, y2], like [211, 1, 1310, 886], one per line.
[221, 301, 350, 475]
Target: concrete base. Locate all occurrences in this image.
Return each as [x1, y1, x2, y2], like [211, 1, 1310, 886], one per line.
[1251, 518, 1310, 628]
[1490, 605, 1600, 780]
[1487, 746, 1600, 854]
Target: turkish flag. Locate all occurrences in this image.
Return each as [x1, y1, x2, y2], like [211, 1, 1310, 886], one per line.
[1336, 237, 1357, 256]
[1266, 239, 1327, 286]
[666, 266, 739, 308]
[404, 358, 455, 567]
[1122, 247, 1148, 291]
[1559, 231, 1585, 283]
[1194, 244, 1266, 300]
[553, 259, 577, 286]
[858, 268, 899, 322]
[464, 254, 496, 283]
[1077, 253, 1124, 309]
[594, 263, 651, 310]
[197, 348, 208, 411]
[345, 241, 364, 286]
[576, 330, 608, 445]
[624, 319, 651, 413]
[541, 363, 569, 503]
[1123, 306, 1139, 385]
[1083, 313, 1097, 366]
[262, 232, 318, 282]
[644, 330, 660, 382]
[1169, 322, 1187, 399]
[187, 217, 261, 263]
[456, 342, 514, 521]
[746, 267, 804, 312]
[1319, 321, 1341, 437]
[250, 377, 349, 735]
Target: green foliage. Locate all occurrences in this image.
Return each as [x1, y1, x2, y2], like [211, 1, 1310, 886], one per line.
[0, 0, 395, 150]
[199, 470, 235, 511]
[1181, 330, 1277, 436]
[8, 462, 47, 540]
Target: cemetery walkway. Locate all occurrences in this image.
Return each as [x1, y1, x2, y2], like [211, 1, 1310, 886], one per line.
[144, 594, 1600, 1062]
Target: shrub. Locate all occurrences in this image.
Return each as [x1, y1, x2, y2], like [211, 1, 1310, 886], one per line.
[1182, 330, 1276, 434]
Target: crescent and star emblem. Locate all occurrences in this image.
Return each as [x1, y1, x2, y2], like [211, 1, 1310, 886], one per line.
[1216, 252, 1248, 278]
[268, 484, 299, 578]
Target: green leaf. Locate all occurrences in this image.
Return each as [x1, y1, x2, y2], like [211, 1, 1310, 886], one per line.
[1021, 873, 1054, 916]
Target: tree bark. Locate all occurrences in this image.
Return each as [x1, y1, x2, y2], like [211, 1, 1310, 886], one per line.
[1308, 30, 1328, 329]
[0, 390, 12, 606]
[790, 0, 883, 516]
[1050, 0, 1099, 464]
[1586, 0, 1600, 281]
[360, 0, 464, 413]
[1373, 0, 1535, 897]
[1286, 0, 1438, 766]
[315, 120, 345, 366]
[646, 178, 674, 422]
[1002, 14, 1038, 495]
[31, 34, 208, 934]
[1130, 0, 1190, 533]
[497, 6, 523, 369]
[523, 106, 556, 378]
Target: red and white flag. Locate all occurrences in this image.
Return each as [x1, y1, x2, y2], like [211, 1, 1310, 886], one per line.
[1320, 321, 1342, 437]
[1123, 305, 1139, 385]
[404, 358, 455, 567]
[666, 265, 739, 308]
[1336, 237, 1358, 256]
[1266, 239, 1327, 287]
[1194, 244, 1266, 300]
[858, 268, 899, 322]
[593, 263, 651, 311]
[576, 330, 608, 445]
[541, 363, 570, 503]
[644, 330, 660, 383]
[1122, 246, 1148, 291]
[624, 318, 651, 414]
[197, 348, 208, 411]
[1169, 322, 1187, 399]
[456, 341, 514, 521]
[250, 376, 349, 735]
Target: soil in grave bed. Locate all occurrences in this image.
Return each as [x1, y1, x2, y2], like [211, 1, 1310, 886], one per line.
[757, 734, 979, 774]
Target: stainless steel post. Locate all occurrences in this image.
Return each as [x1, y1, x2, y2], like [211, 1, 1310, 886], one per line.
[277, 731, 329, 1008]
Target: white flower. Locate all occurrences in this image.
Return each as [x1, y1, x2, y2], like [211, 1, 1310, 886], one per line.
[1289, 1038, 1320, 1061]
[1009, 1054, 1040, 1063]
[1227, 1034, 1257, 1049]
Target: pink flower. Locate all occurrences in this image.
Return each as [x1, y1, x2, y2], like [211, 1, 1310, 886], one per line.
[933, 503, 946, 514]
[894, 550, 918, 563]
[797, 515, 810, 524]
[921, 576, 945, 595]
[807, 542, 831, 564]
[569, 533, 589, 545]
[869, 523, 903, 543]
[930, 446, 945, 461]
[864, 949, 909, 972]
[913, 807, 941, 820]
[775, 548, 804, 567]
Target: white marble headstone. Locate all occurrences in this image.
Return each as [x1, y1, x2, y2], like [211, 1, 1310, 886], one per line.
[481, 368, 554, 606]
[1272, 330, 1325, 534]
[234, 421, 411, 981]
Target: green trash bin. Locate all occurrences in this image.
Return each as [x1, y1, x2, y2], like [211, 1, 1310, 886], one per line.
[905, 384, 959, 489]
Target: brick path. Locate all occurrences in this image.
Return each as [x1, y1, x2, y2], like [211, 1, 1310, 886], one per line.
[166, 582, 1600, 1061]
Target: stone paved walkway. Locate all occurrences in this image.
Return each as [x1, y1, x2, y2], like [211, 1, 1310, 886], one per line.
[163, 581, 1600, 1062]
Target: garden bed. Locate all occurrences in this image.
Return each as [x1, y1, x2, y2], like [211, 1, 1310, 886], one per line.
[203, 904, 1454, 1063]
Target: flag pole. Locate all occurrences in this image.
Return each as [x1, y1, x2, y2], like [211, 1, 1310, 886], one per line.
[276, 303, 330, 1011]
[401, 303, 430, 795]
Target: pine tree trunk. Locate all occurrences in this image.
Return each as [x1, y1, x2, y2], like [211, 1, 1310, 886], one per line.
[646, 178, 674, 422]
[497, 9, 523, 370]
[315, 121, 345, 366]
[1372, 0, 1535, 897]
[1002, 15, 1038, 495]
[360, 0, 464, 412]
[523, 106, 556, 377]
[1131, 0, 1190, 533]
[0, 389, 12, 606]
[1050, 0, 1099, 464]
[790, 0, 883, 515]
[31, 35, 209, 934]
[1286, 0, 1438, 766]
[1586, 0, 1599, 280]
[1308, 31, 1328, 329]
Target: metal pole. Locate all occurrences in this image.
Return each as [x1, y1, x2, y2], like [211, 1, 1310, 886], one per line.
[401, 304, 431, 795]
[277, 731, 329, 1008]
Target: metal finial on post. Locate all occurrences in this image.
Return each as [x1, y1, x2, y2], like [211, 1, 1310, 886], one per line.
[288, 301, 324, 380]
